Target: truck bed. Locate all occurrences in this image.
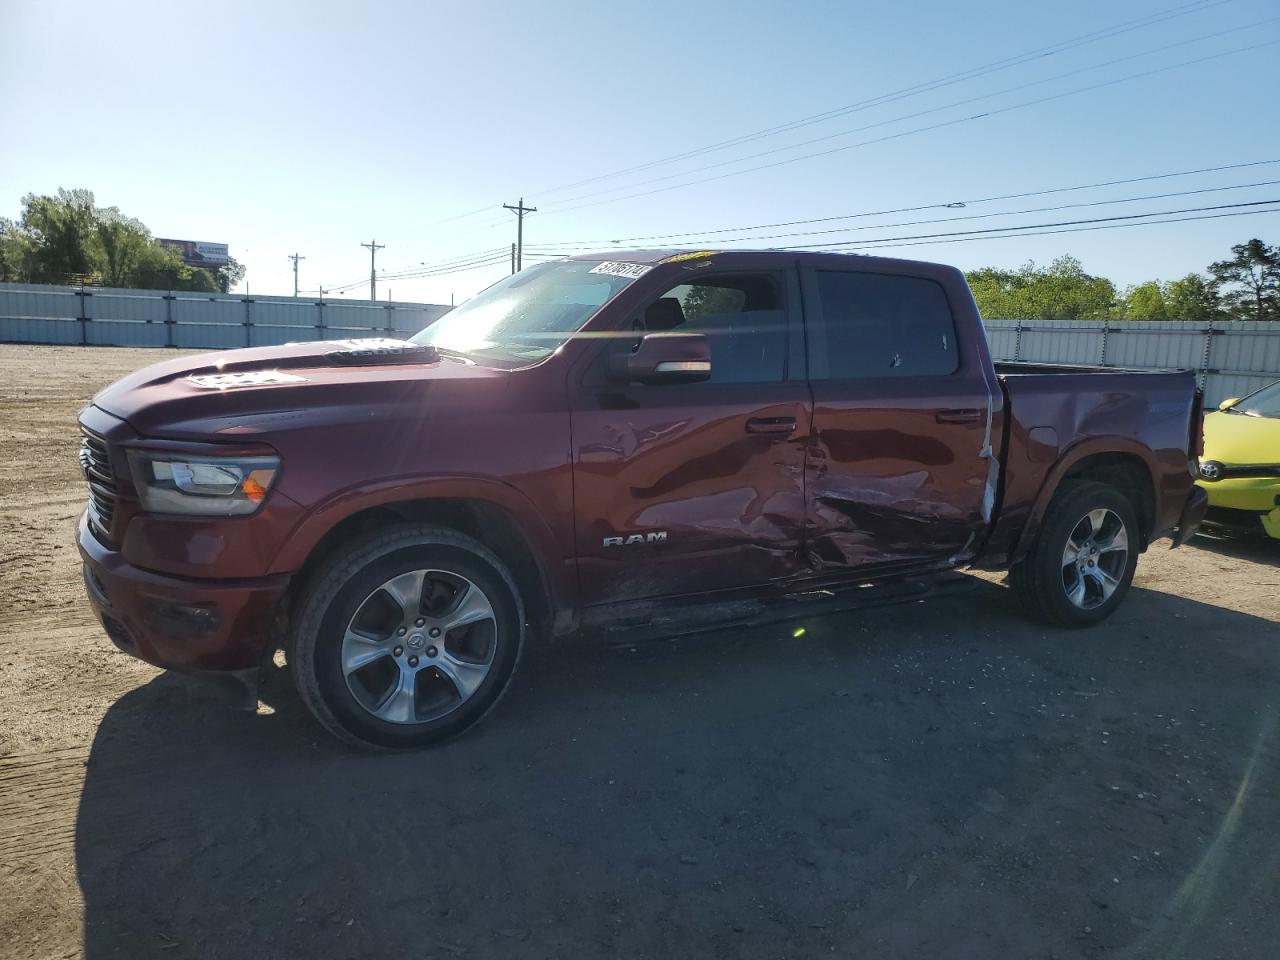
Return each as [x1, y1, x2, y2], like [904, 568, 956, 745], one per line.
[977, 365, 1201, 567]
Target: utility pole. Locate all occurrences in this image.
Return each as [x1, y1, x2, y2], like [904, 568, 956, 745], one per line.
[510, 243, 516, 275]
[360, 239, 385, 301]
[502, 198, 536, 272]
[288, 252, 306, 297]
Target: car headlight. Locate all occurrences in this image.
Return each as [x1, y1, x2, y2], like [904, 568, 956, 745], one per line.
[127, 452, 280, 516]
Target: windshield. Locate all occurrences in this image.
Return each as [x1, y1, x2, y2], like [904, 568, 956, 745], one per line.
[410, 260, 639, 366]
[1232, 380, 1280, 418]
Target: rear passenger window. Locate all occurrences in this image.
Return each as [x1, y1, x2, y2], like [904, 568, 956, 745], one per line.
[812, 271, 958, 379]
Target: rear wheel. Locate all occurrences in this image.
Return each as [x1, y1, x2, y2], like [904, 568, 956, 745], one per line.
[1009, 481, 1139, 627]
[289, 525, 524, 749]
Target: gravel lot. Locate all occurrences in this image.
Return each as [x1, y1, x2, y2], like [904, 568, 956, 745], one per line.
[1, 344, 1278, 960]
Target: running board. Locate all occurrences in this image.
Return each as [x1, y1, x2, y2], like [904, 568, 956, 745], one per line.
[581, 572, 978, 646]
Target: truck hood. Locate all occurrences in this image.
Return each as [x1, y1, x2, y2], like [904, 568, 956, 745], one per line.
[91, 339, 507, 439]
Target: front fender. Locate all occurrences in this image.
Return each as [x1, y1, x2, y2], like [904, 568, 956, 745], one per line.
[267, 474, 574, 619]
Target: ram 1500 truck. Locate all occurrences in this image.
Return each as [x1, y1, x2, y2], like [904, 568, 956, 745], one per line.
[77, 249, 1208, 748]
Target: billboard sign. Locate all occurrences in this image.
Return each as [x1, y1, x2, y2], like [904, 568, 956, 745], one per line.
[158, 239, 231, 266]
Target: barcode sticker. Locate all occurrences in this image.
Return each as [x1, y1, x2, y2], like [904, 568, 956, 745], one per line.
[589, 261, 653, 279]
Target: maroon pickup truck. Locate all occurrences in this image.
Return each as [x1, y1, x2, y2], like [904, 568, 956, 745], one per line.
[77, 249, 1207, 748]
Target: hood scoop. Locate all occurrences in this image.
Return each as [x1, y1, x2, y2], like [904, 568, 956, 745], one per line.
[324, 338, 439, 365]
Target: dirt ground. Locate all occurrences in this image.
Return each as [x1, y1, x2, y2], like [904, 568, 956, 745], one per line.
[1, 344, 1278, 960]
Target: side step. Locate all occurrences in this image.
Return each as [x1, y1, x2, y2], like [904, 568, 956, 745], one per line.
[581, 572, 978, 646]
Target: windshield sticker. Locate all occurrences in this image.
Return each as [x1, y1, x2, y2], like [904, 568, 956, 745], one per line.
[589, 261, 653, 279]
[189, 370, 308, 389]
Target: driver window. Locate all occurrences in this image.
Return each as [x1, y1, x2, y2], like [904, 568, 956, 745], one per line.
[637, 272, 788, 384]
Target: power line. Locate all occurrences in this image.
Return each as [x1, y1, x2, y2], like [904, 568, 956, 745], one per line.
[378, 246, 512, 280]
[833, 205, 1280, 252]
[544, 16, 1278, 210]
[429, 0, 1234, 225]
[315, 246, 515, 294]
[769, 198, 1280, 250]
[538, 36, 1280, 218]
[524, 159, 1280, 249]
[527, 177, 1280, 253]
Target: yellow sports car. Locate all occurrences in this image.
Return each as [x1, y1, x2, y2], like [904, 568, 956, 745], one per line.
[1198, 379, 1280, 539]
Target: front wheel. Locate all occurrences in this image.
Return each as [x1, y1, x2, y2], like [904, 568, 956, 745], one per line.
[1009, 481, 1139, 627]
[288, 525, 525, 749]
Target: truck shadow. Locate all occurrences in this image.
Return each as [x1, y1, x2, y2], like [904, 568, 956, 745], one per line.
[1190, 530, 1279, 567]
[76, 579, 1280, 960]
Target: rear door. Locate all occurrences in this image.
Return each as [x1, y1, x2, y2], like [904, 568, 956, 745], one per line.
[800, 264, 995, 574]
[570, 264, 812, 606]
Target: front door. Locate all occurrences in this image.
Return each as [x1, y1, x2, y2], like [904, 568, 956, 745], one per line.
[571, 266, 812, 606]
[800, 265, 995, 574]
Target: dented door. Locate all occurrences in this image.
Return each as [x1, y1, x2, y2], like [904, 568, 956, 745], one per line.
[572, 383, 811, 604]
[570, 266, 811, 606]
[800, 266, 994, 573]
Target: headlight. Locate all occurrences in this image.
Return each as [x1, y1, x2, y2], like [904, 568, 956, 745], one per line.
[128, 452, 280, 516]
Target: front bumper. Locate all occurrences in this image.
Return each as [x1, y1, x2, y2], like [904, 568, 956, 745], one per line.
[78, 512, 290, 671]
[1196, 473, 1280, 539]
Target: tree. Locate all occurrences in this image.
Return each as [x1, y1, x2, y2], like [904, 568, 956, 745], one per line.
[1208, 239, 1280, 321]
[1122, 281, 1168, 319]
[18, 188, 97, 283]
[966, 256, 1118, 321]
[0, 188, 228, 292]
[1164, 273, 1223, 321]
[217, 256, 246, 294]
[92, 208, 154, 288]
[0, 217, 33, 282]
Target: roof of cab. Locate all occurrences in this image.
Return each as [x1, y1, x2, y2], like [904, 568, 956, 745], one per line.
[564, 248, 960, 275]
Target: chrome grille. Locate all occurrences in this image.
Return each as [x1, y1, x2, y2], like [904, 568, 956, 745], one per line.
[79, 428, 117, 540]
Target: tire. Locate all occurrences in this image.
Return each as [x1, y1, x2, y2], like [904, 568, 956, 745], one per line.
[288, 525, 525, 750]
[1009, 480, 1139, 628]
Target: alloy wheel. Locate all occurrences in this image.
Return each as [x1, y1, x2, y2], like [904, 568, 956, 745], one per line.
[1060, 508, 1129, 610]
[340, 569, 497, 724]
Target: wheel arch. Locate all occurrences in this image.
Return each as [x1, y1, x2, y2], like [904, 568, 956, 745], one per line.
[1012, 439, 1157, 564]
[274, 480, 574, 638]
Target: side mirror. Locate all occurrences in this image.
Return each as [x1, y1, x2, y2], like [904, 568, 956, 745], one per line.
[1218, 397, 1241, 411]
[608, 332, 711, 385]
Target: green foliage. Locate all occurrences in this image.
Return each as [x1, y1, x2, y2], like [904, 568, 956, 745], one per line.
[1, 188, 238, 292]
[1208, 238, 1280, 321]
[217, 256, 247, 294]
[1163, 274, 1224, 321]
[966, 256, 1118, 321]
[967, 243, 1274, 322]
[1119, 275, 1227, 321]
[1121, 281, 1168, 320]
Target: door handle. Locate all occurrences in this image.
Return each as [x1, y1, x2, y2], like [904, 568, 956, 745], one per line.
[746, 416, 797, 435]
[936, 408, 983, 425]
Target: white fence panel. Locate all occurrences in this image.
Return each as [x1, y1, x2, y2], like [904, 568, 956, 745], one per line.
[89, 289, 167, 323]
[0, 316, 81, 343]
[984, 317, 1280, 405]
[0, 283, 454, 349]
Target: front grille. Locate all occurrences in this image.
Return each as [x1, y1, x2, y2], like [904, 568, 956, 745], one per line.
[79, 428, 118, 540]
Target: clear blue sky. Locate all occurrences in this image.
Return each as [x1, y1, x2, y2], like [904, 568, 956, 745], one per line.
[2, 0, 1278, 303]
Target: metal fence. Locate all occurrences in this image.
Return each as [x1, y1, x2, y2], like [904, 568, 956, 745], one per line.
[3, 284, 1278, 406]
[984, 318, 1280, 406]
[0, 283, 452, 349]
